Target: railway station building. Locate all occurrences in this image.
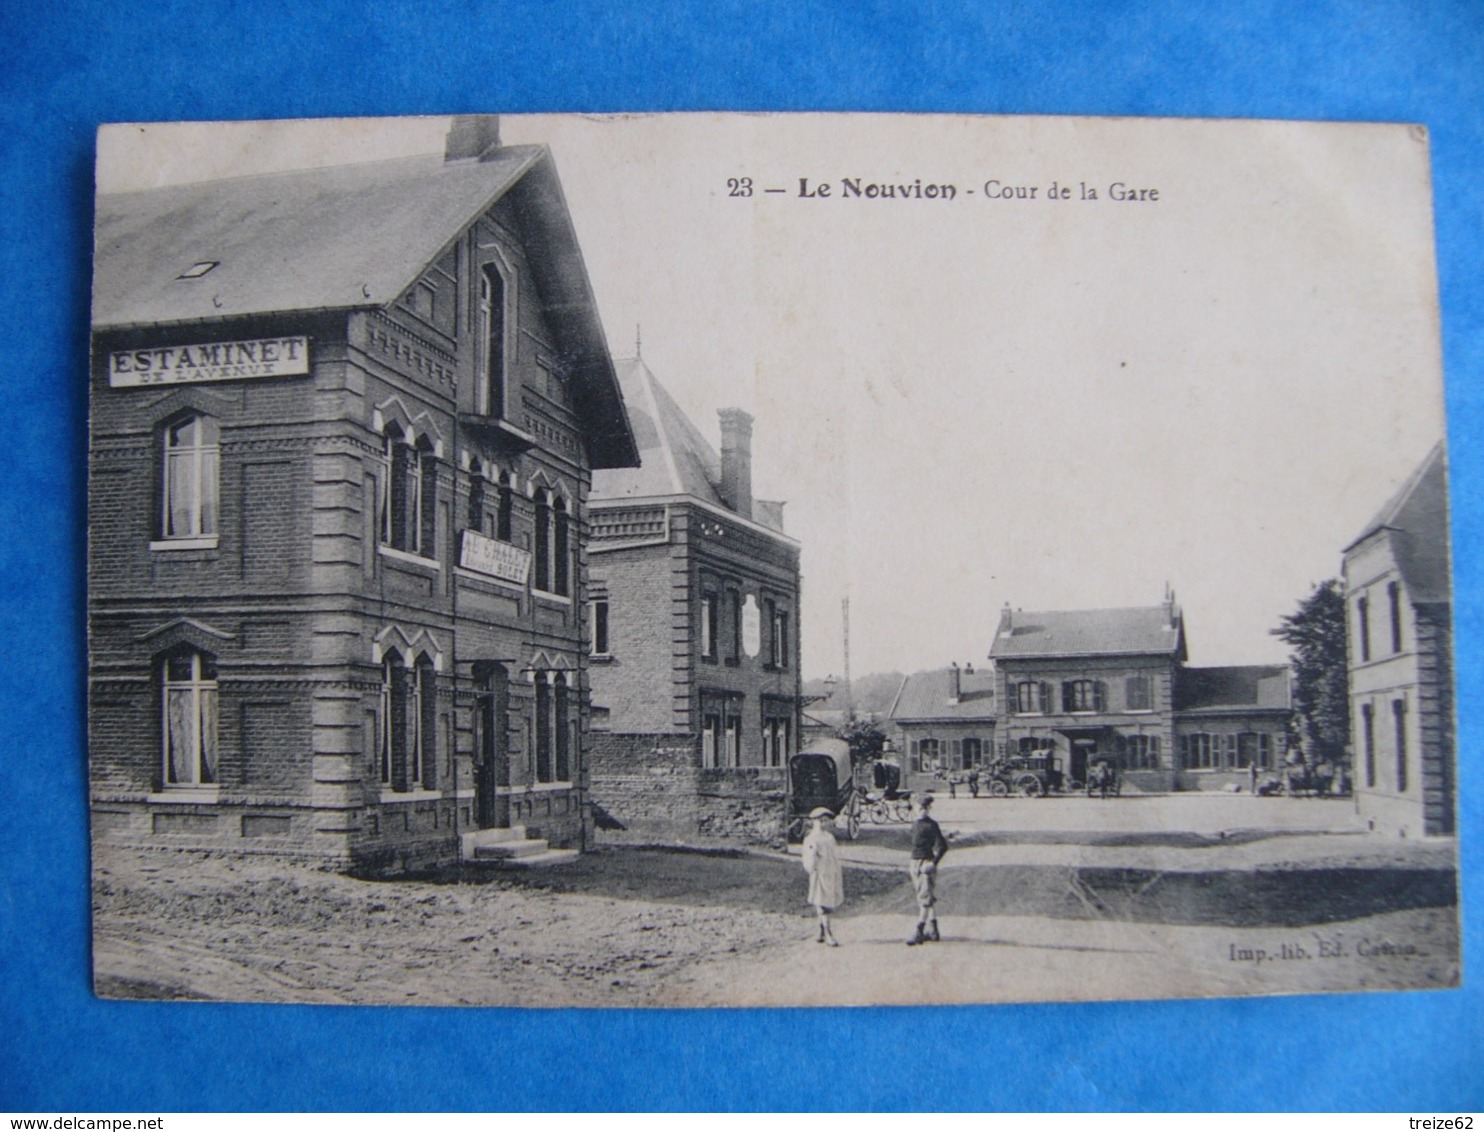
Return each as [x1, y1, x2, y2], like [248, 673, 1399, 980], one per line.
[1343, 443, 1455, 838]
[586, 357, 803, 842]
[88, 116, 639, 873]
[989, 599, 1292, 792]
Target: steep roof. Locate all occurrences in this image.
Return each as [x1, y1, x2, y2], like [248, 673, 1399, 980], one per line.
[888, 668, 997, 722]
[1344, 443, 1451, 604]
[592, 357, 787, 534]
[1176, 665, 1291, 713]
[92, 145, 639, 469]
[989, 604, 1186, 661]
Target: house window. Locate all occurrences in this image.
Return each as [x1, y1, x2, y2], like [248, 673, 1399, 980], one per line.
[1236, 732, 1266, 769]
[533, 497, 550, 591]
[552, 498, 570, 596]
[701, 713, 721, 768]
[1063, 679, 1106, 713]
[1393, 699, 1408, 793]
[477, 264, 507, 419]
[378, 651, 435, 792]
[162, 648, 218, 787]
[728, 590, 742, 664]
[963, 737, 984, 767]
[1388, 581, 1403, 654]
[917, 738, 941, 772]
[1017, 736, 1054, 757]
[724, 713, 743, 768]
[553, 674, 571, 783]
[1357, 595, 1371, 662]
[534, 677, 552, 783]
[496, 475, 513, 542]
[591, 599, 610, 656]
[1361, 702, 1376, 788]
[700, 593, 718, 661]
[1010, 681, 1050, 714]
[161, 414, 219, 540]
[382, 427, 436, 558]
[1125, 674, 1151, 711]
[762, 715, 791, 767]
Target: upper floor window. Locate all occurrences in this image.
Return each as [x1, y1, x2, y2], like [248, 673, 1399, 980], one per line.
[477, 264, 508, 419]
[590, 599, 610, 657]
[496, 476, 514, 542]
[1357, 595, 1371, 662]
[1009, 680, 1050, 714]
[767, 602, 790, 669]
[1361, 702, 1376, 788]
[1125, 674, 1152, 711]
[552, 498, 570, 597]
[727, 590, 742, 664]
[381, 426, 436, 559]
[162, 648, 218, 788]
[700, 593, 718, 661]
[1388, 581, 1404, 654]
[161, 414, 219, 541]
[1063, 679, 1106, 713]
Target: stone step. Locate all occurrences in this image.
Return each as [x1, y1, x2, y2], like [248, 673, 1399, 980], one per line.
[459, 826, 528, 861]
[484, 848, 581, 869]
[473, 837, 550, 859]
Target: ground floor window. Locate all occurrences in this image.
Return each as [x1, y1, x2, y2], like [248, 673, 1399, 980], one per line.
[1361, 702, 1376, 788]
[1393, 699, 1408, 792]
[1119, 733, 1160, 769]
[530, 671, 572, 784]
[163, 648, 218, 787]
[910, 738, 941, 773]
[760, 706, 792, 768]
[1016, 735, 1055, 758]
[379, 650, 437, 792]
[962, 737, 985, 767]
[701, 713, 721, 768]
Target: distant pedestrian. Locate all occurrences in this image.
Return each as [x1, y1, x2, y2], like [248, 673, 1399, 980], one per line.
[906, 793, 949, 945]
[802, 806, 844, 946]
[1248, 761, 1259, 796]
[948, 774, 957, 799]
[968, 768, 980, 798]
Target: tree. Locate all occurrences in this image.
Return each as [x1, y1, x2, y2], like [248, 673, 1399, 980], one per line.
[1271, 579, 1350, 767]
[836, 718, 886, 765]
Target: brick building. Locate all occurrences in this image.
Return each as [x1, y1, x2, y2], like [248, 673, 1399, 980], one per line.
[88, 117, 638, 873]
[1343, 443, 1455, 837]
[989, 600, 1291, 791]
[586, 357, 801, 842]
[886, 665, 997, 778]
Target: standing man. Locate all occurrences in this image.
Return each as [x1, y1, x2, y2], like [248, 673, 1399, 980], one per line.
[907, 793, 949, 945]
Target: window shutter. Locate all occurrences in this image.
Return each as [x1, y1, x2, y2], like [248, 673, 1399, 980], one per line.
[1094, 681, 1106, 712]
[1040, 682, 1052, 713]
[1008, 683, 1020, 713]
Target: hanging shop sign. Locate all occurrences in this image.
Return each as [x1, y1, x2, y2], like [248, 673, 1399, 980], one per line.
[460, 529, 532, 586]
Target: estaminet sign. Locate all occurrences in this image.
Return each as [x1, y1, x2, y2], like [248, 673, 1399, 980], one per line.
[108, 336, 310, 387]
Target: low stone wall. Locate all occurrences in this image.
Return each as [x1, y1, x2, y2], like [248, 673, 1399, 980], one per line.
[589, 732, 788, 845]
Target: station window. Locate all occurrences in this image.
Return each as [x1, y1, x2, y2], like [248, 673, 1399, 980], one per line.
[1063, 679, 1106, 713]
[1125, 674, 1151, 711]
[477, 263, 508, 419]
[590, 599, 610, 656]
[381, 425, 437, 559]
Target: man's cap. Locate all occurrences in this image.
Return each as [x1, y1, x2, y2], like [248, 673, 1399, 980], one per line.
[917, 793, 934, 808]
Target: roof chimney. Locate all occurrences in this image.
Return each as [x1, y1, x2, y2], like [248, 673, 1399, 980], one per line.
[718, 407, 754, 520]
[444, 115, 502, 163]
[948, 661, 961, 704]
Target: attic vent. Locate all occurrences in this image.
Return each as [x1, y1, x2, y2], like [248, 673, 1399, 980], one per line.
[177, 261, 219, 279]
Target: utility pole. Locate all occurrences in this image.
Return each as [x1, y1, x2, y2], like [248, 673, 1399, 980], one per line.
[842, 596, 853, 724]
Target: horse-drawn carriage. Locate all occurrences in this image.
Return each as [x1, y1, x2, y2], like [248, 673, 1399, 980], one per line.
[984, 753, 1068, 797]
[786, 738, 861, 840]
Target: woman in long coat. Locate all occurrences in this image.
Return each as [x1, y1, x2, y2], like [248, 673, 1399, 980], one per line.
[801, 806, 845, 946]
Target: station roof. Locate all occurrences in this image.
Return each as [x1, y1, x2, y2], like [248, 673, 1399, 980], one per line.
[888, 667, 997, 722]
[990, 604, 1186, 661]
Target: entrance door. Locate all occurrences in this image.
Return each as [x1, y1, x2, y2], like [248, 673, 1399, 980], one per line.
[473, 665, 510, 829]
[1070, 739, 1098, 785]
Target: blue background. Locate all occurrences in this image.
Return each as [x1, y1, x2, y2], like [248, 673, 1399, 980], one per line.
[1, 0, 1480, 1112]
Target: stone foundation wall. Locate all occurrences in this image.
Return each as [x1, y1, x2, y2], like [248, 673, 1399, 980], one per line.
[590, 732, 787, 844]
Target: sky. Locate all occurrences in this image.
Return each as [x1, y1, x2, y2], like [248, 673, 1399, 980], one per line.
[97, 114, 1448, 678]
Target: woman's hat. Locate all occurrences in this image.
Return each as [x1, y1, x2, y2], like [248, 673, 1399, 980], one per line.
[808, 807, 835, 820]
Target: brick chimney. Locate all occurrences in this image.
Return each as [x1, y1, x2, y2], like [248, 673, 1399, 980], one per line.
[718, 408, 754, 520]
[444, 115, 501, 163]
[948, 661, 961, 704]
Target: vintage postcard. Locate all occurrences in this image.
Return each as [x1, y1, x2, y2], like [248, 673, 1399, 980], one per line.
[88, 113, 1458, 1006]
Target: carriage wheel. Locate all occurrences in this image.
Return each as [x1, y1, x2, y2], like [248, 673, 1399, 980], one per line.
[1015, 773, 1045, 798]
[845, 798, 862, 840]
[989, 779, 1010, 798]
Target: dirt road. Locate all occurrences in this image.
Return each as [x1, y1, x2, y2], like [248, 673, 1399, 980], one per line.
[92, 815, 1458, 1007]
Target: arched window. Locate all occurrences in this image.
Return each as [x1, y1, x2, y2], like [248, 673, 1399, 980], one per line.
[413, 653, 437, 790]
[161, 413, 219, 540]
[162, 647, 218, 787]
[533, 494, 551, 591]
[553, 673, 571, 782]
[378, 649, 436, 793]
[381, 425, 437, 558]
[478, 264, 507, 419]
[496, 474, 513, 542]
[553, 497, 570, 596]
